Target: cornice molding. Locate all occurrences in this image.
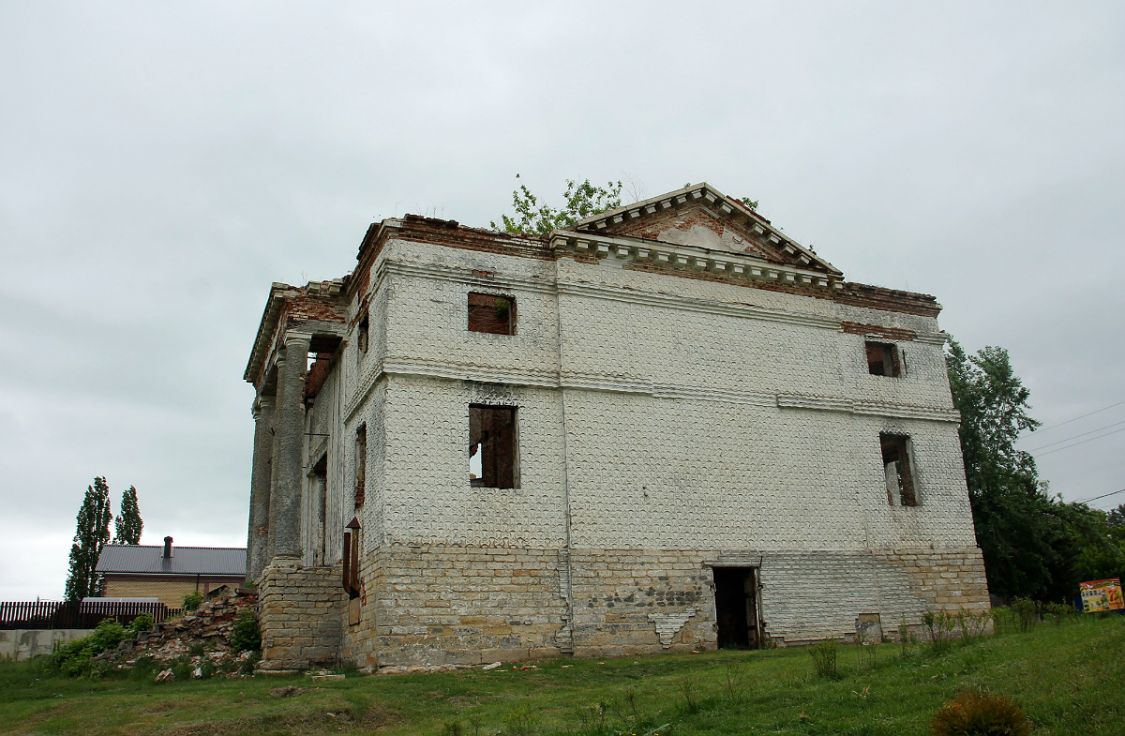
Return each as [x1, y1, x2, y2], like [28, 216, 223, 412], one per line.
[568, 182, 842, 277]
[340, 357, 956, 423]
[551, 229, 841, 289]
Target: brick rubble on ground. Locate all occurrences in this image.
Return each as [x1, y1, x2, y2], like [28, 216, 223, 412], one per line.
[97, 586, 259, 678]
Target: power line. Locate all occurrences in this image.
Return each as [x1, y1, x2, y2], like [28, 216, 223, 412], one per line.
[1074, 487, 1125, 505]
[1035, 425, 1125, 458]
[1026, 419, 1125, 452]
[1030, 399, 1125, 434]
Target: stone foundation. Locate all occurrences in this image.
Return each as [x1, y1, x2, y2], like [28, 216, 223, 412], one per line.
[258, 558, 346, 671]
[344, 544, 569, 668]
[329, 543, 991, 668]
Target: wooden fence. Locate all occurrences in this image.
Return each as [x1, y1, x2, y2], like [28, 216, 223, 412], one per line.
[0, 600, 178, 630]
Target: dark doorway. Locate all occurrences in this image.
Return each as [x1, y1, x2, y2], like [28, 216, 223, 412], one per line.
[714, 567, 761, 649]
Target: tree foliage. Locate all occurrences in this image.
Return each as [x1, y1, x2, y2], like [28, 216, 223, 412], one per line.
[947, 339, 1125, 601]
[113, 485, 143, 545]
[490, 177, 623, 236]
[64, 476, 112, 601]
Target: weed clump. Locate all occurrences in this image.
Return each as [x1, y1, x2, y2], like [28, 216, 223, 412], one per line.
[230, 609, 261, 653]
[1010, 598, 1038, 633]
[182, 591, 203, 611]
[129, 613, 154, 635]
[809, 640, 840, 679]
[931, 690, 1030, 736]
[50, 619, 129, 677]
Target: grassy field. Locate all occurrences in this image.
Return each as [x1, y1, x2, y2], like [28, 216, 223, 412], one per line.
[2, 615, 1122, 736]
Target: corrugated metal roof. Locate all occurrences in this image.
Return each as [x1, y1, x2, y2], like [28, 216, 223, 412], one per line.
[96, 544, 246, 577]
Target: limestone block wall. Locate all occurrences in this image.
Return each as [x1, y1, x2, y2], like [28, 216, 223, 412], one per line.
[342, 543, 568, 668]
[258, 561, 346, 671]
[570, 549, 715, 657]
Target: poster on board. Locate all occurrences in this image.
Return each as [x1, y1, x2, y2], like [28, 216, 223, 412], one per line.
[1079, 578, 1124, 613]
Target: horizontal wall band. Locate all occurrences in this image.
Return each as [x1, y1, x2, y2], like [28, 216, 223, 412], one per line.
[342, 357, 958, 423]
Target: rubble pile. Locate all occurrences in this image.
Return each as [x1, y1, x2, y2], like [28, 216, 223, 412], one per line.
[98, 586, 260, 680]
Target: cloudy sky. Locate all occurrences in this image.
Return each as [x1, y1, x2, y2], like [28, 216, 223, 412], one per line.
[2, 2, 1123, 600]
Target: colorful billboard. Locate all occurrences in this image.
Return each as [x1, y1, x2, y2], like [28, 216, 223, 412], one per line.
[1079, 578, 1124, 613]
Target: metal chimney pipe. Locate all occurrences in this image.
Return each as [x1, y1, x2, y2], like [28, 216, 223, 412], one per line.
[163, 536, 173, 558]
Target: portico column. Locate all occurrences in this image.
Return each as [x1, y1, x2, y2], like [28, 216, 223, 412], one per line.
[246, 394, 275, 581]
[267, 332, 311, 561]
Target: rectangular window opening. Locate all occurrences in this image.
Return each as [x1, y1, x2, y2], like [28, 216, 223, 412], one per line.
[866, 341, 900, 377]
[342, 517, 360, 599]
[357, 312, 370, 353]
[880, 433, 917, 506]
[354, 424, 367, 508]
[468, 292, 516, 335]
[469, 405, 518, 488]
[312, 454, 328, 565]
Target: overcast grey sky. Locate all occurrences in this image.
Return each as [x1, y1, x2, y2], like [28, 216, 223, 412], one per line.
[2, 1, 1123, 600]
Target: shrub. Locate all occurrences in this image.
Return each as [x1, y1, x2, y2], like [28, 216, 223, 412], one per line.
[231, 609, 261, 653]
[1042, 601, 1077, 624]
[955, 609, 992, 643]
[932, 690, 1030, 736]
[809, 640, 840, 679]
[129, 613, 154, 635]
[182, 591, 203, 611]
[1011, 598, 1038, 633]
[990, 606, 1018, 635]
[51, 618, 129, 677]
[923, 611, 955, 652]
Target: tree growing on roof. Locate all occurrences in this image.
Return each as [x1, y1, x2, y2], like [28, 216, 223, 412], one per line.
[113, 485, 143, 545]
[64, 476, 113, 601]
[490, 177, 624, 236]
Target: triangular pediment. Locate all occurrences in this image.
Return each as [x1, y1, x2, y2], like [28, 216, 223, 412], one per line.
[568, 183, 841, 276]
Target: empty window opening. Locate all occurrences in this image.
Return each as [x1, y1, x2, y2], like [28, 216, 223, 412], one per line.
[342, 516, 360, 599]
[354, 424, 367, 508]
[312, 454, 328, 565]
[866, 341, 900, 377]
[357, 312, 370, 352]
[304, 352, 333, 400]
[714, 567, 762, 649]
[468, 293, 515, 335]
[469, 405, 518, 488]
[880, 433, 917, 506]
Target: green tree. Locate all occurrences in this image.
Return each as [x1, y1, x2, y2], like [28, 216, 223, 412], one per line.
[64, 476, 113, 601]
[491, 177, 624, 236]
[113, 485, 143, 545]
[947, 340, 1125, 600]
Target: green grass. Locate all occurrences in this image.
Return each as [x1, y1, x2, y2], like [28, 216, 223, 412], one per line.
[2, 616, 1122, 735]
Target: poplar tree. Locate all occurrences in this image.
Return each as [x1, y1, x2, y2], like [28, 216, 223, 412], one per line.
[64, 476, 113, 601]
[113, 485, 143, 545]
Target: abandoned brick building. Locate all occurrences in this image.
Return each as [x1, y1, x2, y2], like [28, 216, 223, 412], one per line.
[243, 183, 990, 671]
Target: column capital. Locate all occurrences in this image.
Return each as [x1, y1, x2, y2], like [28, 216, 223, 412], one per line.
[282, 331, 313, 349]
[252, 394, 275, 419]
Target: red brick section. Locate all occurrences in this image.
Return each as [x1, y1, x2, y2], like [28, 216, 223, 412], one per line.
[625, 261, 940, 317]
[285, 291, 346, 324]
[834, 284, 940, 318]
[346, 216, 549, 304]
[467, 292, 515, 335]
[304, 352, 333, 399]
[841, 322, 918, 341]
[607, 204, 788, 265]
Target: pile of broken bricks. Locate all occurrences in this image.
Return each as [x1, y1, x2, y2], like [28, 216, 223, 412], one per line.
[97, 586, 260, 681]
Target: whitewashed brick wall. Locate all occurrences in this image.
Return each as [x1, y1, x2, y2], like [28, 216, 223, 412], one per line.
[322, 238, 977, 555]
